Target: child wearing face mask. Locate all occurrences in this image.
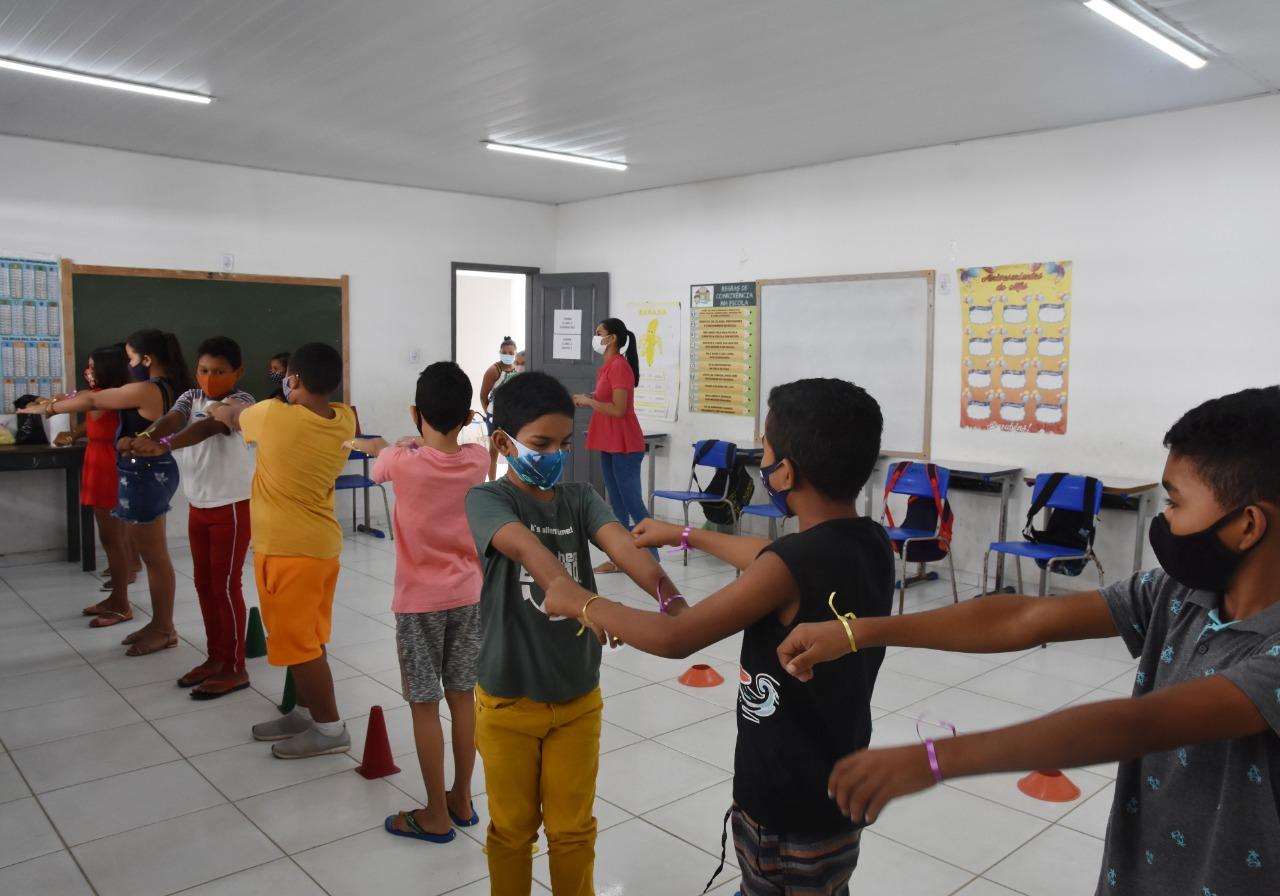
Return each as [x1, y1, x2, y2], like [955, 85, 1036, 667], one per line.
[127, 336, 256, 699]
[347, 362, 494, 843]
[266, 351, 290, 401]
[464, 371, 679, 894]
[775, 387, 1280, 896]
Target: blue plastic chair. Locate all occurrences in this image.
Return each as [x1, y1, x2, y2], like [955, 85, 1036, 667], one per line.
[336, 433, 392, 540]
[982, 473, 1104, 596]
[881, 462, 958, 614]
[741, 501, 787, 540]
[653, 440, 738, 565]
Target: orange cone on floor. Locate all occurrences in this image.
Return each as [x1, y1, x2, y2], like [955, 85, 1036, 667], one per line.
[1017, 769, 1081, 802]
[678, 663, 725, 688]
[355, 705, 401, 780]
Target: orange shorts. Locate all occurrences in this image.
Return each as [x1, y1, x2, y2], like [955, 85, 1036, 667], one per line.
[254, 554, 341, 667]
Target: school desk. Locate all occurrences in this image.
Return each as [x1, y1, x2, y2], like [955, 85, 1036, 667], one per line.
[642, 432, 668, 516]
[0, 444, 94, 570]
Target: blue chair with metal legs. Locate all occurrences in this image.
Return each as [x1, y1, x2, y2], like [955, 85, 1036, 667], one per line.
[881, 462, 959, 614]
[741, 502, 787, 540]
[653, 439, 738, 565]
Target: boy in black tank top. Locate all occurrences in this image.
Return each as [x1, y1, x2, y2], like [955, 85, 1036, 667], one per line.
[544, 378, 893, 895]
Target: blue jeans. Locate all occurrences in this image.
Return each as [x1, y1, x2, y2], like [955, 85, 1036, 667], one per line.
[599, 450, 658, 559]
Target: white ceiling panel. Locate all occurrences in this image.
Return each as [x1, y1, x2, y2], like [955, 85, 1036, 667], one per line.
[0, 0, 1273, 203]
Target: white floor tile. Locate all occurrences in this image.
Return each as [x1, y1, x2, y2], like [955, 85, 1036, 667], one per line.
[384, 743, 486, 804]
[900, 688, 1040, 735]
[642, 779, 737, 865]
[332, 674, 407, 716]
[1009, 645, 1135, 688]
[985, 824, 1106, 896]
[534, 817, 723, 894]
[329, 637, 401, 675]
[91, 643, 211, 690]
[596, 741, 731, 815]
[598, 719, 644, 755]
[960, 665, 1095, 712]
[295, 825, 490, 896]
[1059, 780, 1116, 840]
[0, 753, 31, 804]
[601, 684, 726, 737]
[39, 759, 226, 846]
[237, 772, 406, 852]
[870, 668, 949, 712]
[884, 648, 1002, 687]
[0, 691, 143, 750]
[853, 830, 975, 895]
[0, 796, 63, 869]
[0, 664, 116, 713]
[601, 645, 718, 684]
[944, 766, 1112, 822]
[0, 850, 93, 895]
[871, 784, 1049, 874]
[952, 879, 1026, 896]
[346, 703, 420, 760]
[598, 664, 650, 697]
[0, 631, 85, 678]
[653, 712, 737, 771]
[10, 722, 181, 793]
[72, 803, 282, 896]
[177, 858, 327, 895]
[120, 676, 259, 720]
[189, 740, 356, 801]
[662, 662, 741, 710]
[152, 692, 283, 757]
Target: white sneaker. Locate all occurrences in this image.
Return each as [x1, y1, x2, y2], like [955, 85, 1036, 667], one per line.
[252, 709, 311, 742]
[271, 724, 351, 759]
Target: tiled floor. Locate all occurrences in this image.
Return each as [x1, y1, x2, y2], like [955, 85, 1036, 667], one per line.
[0, 531, 1133, 895]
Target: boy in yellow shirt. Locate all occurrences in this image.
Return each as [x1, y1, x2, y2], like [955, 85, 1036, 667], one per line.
[211, 342, 356, 758]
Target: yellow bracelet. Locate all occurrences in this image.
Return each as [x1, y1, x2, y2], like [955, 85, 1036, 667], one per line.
[576, 595, 604, 637]
[828, 592, 858, 654]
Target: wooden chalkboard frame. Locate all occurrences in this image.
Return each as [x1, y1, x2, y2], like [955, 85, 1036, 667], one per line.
[754, 270, 935, 459]
[59, 261, 350, 402]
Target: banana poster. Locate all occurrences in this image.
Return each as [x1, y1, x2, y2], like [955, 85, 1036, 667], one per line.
[959, 261, 1071, 434]
[623, 298, 681, 422]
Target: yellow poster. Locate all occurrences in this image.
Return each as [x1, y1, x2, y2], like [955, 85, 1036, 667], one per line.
[959, 261, 1071, 434]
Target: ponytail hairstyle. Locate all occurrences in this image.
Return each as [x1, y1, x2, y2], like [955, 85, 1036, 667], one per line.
[126, 328, 193, 394]
[87, 343, 129, 390]
[600, 317, 639, 384]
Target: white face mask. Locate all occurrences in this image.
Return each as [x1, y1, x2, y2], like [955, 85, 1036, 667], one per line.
[591, 335, 608, 355]
[499, 353, 516, 366]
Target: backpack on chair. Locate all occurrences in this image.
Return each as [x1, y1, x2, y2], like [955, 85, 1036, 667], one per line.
[691, 440, 754, 527]
[1022, 473, 1100, 576]
[883, 462, 954, 562]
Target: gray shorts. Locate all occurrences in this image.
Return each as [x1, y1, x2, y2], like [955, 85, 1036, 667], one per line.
[395, 604, 482, 704]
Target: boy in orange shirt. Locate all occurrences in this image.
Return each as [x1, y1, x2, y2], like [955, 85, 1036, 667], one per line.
[211, 342, 357, 759]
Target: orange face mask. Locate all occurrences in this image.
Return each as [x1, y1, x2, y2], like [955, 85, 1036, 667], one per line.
[198, 372, 239, 399]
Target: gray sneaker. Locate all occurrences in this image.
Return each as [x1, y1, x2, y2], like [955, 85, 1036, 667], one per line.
[271, 724, 350, 759]
[252, 709, 312, 742]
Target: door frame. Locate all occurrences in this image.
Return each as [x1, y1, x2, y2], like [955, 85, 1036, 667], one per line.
[450, 262, 541, 364]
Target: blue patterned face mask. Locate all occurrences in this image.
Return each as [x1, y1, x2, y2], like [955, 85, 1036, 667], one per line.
[502, 432, 567, 490]
[760, 458, 793, 517]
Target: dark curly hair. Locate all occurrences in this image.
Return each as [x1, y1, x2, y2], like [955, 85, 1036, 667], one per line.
[1164, 386, 1280, 507]
[765, 378, 882, 501]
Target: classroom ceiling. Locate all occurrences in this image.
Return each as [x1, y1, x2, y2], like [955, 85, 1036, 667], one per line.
[0, 0, 1276, 204]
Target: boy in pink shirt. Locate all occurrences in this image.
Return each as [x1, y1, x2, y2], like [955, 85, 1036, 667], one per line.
[349, 361, 493, 844]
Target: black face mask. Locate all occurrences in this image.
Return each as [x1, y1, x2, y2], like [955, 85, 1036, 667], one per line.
[1148, 508, 1255, 592]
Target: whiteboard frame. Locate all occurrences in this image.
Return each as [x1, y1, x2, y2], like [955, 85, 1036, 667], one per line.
[755, 270, 935, 458]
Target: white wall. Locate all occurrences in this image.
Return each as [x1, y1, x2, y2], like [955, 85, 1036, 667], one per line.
[0, 135, 554, 559]
[556, 94, 1280, 586]
[455, 272, 527, 412]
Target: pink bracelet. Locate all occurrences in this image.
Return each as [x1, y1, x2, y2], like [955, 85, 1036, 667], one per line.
[924, 739, 943, 784]
[656, 584, 684, 615]
[158, 435, 174, 451]
[665, 526, 694, 558]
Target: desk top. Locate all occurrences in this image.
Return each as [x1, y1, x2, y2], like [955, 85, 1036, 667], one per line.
[879, 456, 1022, 479]
[0, 443, 85, 469]
[1020, 474, 1158, 495]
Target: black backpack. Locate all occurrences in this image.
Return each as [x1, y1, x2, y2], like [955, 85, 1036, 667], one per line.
[883, 462, 954, 562]
[692, 441, 754, 526]
[1022, 473, 1100, 575]
[13, 395, 49, 446]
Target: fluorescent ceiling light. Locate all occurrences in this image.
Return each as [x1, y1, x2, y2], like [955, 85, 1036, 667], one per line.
[0, 56, 213, 104]
[484, 141, 626, 171]
[1084, 0, 1206, 70]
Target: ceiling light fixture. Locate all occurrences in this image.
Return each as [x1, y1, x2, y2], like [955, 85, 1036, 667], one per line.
[483, 141, 626, 171]
[0, 56, 213, 104]
[1083, 0, 1207, 70]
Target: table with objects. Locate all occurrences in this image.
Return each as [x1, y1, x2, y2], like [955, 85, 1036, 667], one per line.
[0, 444, 93, 570]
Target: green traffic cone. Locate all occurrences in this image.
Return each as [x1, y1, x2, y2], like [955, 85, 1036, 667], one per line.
[277, 667, 296, 715]
[245, 607, 267, 659]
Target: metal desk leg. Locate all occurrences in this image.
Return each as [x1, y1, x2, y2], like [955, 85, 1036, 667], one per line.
[1133, 490, 1153, 573]
[355, 455, 386, 539]
[64, 464, 80, 564]
[646, 443, 656, 517]
[994, 474, 1012, 591]
[363, 457, 372, 529]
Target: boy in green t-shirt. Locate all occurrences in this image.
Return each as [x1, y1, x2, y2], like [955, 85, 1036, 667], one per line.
[465, 371, 678, 895]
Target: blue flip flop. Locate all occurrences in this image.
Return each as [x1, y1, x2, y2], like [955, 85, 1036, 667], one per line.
[449, 804, 481, 827]
[384, 811, 456, 844]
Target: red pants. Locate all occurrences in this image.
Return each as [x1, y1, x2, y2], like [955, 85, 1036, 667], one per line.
[189, 500, 252, 674]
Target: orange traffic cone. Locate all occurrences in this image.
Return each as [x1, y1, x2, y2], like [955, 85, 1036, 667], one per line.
[355, 705, 401, 780]
[678, 663, 725, 688]
[1017, 769, 1081, 802]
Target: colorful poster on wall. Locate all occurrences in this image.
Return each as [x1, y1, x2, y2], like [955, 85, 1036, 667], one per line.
[688, 282, 758, 416]
[0, 255, 64, 414]
[623, 298, 681, 422]
[959, 261, 1071, 434]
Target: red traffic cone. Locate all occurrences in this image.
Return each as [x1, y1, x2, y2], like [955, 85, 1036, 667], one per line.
[1017, 769, 1081, 802]
[678, 663, 725, 688]
[355, 705, 401, 780]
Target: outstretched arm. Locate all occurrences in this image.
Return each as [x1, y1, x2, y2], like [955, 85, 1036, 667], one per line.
[827, 675, 1268, 823]
[632, 518, 770, 572]
[778, 591, 1118, 680]
[592, 520, 679, 606]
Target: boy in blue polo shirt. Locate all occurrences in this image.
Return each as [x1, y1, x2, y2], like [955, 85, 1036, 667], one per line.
[777, 386, 1280, 895]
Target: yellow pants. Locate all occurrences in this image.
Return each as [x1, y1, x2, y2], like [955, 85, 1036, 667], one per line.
[476, 685, 602, 896]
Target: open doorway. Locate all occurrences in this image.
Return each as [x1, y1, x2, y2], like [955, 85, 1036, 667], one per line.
[452, 263, 538, 480]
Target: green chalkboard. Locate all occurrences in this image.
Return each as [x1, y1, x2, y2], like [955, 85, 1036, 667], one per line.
[68, 268, 347, 401]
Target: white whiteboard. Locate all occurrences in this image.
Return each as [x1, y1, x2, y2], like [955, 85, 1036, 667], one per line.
[758, 272, 934, 457]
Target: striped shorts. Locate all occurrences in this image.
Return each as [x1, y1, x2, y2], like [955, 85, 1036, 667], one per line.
[732, 806, 862, 896]
[395, 604, 481, 704]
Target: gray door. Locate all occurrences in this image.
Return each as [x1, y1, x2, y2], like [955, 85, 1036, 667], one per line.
[529, 273, 609, 492]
